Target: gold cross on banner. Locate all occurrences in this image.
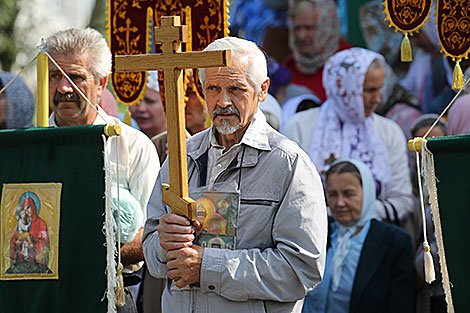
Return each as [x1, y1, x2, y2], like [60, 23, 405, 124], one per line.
[118, 18, 138, 53]
[115, 16, 231, 221]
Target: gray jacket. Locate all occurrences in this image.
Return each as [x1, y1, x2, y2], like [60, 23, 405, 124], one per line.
[143, 116, 327, 313]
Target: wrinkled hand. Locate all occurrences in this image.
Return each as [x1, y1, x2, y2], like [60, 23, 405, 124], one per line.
[167, 245, 204, 288]
[157, 214, 201, 251]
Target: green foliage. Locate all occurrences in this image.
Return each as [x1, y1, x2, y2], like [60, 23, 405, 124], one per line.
[0, 0, 19, 71]
[88, 0, 107, 36]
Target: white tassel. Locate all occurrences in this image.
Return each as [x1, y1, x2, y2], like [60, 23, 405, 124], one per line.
[416, 150, 436, 285]
[423, 241, 436, 283]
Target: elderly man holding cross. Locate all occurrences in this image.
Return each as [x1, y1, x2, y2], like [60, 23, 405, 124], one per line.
[142, 36, 327, 313]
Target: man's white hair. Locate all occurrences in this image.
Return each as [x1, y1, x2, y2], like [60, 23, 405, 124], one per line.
[198, 37, 267, 94]
[45, 28, 111, 82]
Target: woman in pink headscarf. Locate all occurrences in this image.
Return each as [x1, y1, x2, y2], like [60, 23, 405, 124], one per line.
[447, 94, 470, 135]
[283, 0, 352, 103]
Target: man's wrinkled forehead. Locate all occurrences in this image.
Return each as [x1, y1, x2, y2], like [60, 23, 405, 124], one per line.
[212, 54, 249, 74]
[48, 52, 90, 70]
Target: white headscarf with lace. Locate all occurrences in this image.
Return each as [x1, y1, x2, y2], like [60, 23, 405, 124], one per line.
[308, 48, 391, 194]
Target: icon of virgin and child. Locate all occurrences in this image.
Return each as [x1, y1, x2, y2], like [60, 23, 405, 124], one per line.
[5, 192, 52, 274]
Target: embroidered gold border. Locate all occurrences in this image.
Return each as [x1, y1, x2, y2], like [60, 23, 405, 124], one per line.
[383, 0, 432, 35]
[436, 1, 470, 61]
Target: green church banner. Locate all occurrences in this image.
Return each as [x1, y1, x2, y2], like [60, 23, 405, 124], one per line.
[426, 135, 470, 312]
[0, 125, 107, 313]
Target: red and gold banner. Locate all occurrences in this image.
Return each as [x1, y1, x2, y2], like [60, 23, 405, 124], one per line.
[436, 0, 470, 90]
[383, 0, 433, 61]
[107, 0, 230, 107]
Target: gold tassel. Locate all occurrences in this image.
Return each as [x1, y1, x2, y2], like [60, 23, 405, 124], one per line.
[423, 242, 436, 284]
[123, 107, 133, 127]
[115, 263, 126, 307]
[401, 32, 412, 62]
[452, 59, 464, 90]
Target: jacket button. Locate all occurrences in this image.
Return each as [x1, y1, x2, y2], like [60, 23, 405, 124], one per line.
[208, 285, 215, 290]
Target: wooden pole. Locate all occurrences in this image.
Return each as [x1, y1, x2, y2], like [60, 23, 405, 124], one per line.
[37, 53, 49, 127]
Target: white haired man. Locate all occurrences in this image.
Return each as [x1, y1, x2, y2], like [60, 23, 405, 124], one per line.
[143, 37, 327, 313]
[44, 28, 160, 313]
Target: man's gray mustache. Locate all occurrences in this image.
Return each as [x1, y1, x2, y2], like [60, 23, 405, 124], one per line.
[213, 106, 240, 118]
[53, 92, 81, 105]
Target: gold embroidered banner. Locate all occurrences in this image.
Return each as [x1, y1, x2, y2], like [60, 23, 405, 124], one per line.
[1, 183, 62, 280]
[107, 0, 230, 107]
[436, 0, 470, 89]
[383, 0, 433, 61]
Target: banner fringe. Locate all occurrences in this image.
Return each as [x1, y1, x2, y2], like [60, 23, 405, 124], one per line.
[422, 142, 454, 313]
[103, 135, 118, 313]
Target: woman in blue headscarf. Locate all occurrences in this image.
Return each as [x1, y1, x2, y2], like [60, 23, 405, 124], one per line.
[0, 72, 35, 129]
[302, 159, 414, 313]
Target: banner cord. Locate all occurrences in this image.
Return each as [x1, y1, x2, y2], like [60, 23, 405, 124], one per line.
[423, 77, 470, 139]
[0, 54, 39, 95]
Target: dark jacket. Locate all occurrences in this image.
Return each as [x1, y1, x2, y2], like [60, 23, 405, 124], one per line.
[349, 219, 414, 313]
[304, 219, 414, 313]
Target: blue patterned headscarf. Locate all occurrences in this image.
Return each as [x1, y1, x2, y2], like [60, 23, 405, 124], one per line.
[229, 0, 285, 45]
[0, 72, 35, 129]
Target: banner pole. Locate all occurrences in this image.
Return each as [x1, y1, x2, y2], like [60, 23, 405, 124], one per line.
[37, 52, 49, 127]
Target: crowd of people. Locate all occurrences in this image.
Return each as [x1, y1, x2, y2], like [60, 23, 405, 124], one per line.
[1, 0, 470, 313]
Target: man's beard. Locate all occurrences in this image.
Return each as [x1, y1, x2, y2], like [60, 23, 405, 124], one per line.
[215, 119, 241, 135]
[213, 105, 241, 135]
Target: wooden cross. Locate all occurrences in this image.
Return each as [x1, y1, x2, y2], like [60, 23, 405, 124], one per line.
[115, 16, 231, 221]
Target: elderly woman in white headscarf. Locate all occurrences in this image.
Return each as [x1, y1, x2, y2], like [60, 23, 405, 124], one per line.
[302, 159, 414, 313]
[283, 48, 414, 227]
